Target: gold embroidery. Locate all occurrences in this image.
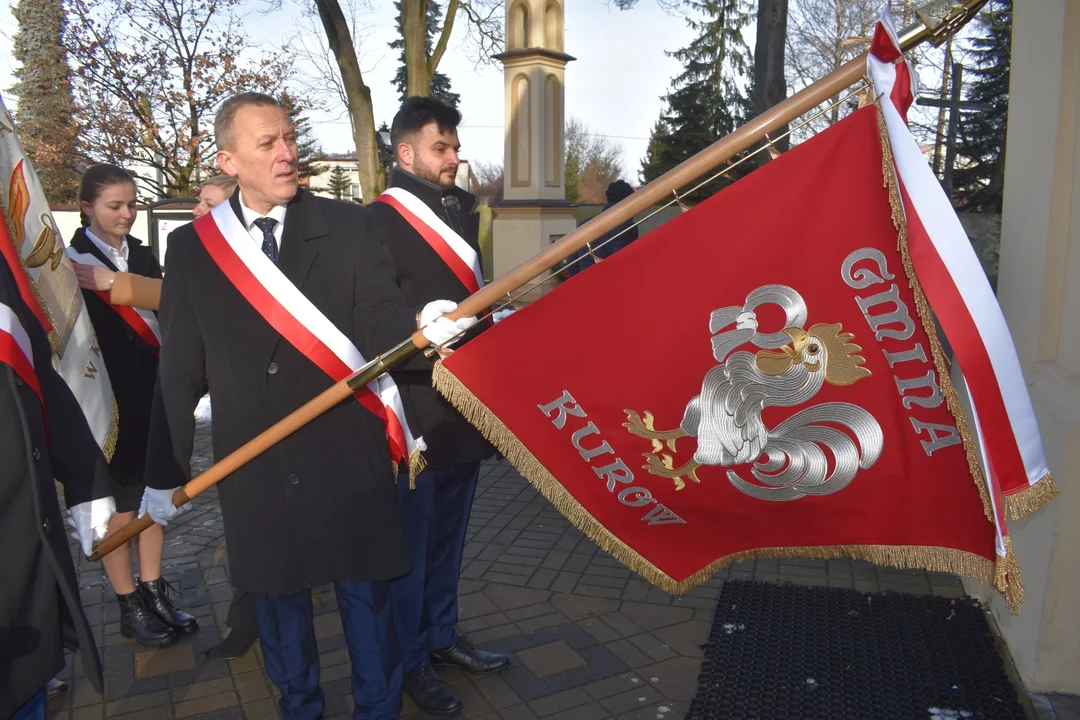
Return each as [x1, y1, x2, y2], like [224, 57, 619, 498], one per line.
[433, 360, 1003, 599]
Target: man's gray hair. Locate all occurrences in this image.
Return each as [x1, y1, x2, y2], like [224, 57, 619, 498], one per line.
[215, 92, 281, 151]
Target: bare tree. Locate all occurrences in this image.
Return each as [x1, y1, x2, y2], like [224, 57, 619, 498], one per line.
[565, 118, 624, 204]
[400, 0, 501, 97]
[299, 0, 501, 201]
[753, 0, 789, 164]
[471, 160, 502, 186]
[313, 0, 386, 201]
[784, 0, 880, 139]
[67, 0, 291, 197]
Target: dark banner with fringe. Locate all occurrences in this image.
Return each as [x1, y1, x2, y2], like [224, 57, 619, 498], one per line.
[435, 105, 1022, 611]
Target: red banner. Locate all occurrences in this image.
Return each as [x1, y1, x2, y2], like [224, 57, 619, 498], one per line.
[436, 106, 1022, 610]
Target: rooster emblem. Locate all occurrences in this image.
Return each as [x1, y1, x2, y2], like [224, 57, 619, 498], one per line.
[624, 285, 884, 500]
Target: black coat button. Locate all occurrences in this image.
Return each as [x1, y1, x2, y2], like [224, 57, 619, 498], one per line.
[268, 362, 279, 375]
[32, 447, 41, 461]
[43, 517, 50, 532]
[14, 376, 23, 386]
[288, 474, 300, 485]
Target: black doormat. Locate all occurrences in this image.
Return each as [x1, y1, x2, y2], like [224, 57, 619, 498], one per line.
[687, 580, 1025, 720]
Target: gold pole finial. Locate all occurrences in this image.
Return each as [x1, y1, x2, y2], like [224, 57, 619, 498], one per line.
[898, 1, 990, 49]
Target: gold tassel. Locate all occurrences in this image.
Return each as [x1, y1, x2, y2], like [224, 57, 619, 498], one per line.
[433, 360, 1004, 596]
[1004, 474, 1059, 521]
[874, 103, 994, 523]
[408, 448, 427, 490]
[994, 536, 1025, 616]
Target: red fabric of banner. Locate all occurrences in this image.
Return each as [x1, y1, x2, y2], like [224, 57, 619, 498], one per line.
[440, 107, 997, 589]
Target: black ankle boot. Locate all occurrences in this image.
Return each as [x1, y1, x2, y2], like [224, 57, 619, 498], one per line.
[141, 579, 199, 635]
[118, 590, 177, 648]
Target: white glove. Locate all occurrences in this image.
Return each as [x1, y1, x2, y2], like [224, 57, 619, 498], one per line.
[419, 299, 458, 328]
[492, 309, 516, 323]
[69, 496, 116, 557]
[137, 486, 191, 526]
[419, 299, 478, 348]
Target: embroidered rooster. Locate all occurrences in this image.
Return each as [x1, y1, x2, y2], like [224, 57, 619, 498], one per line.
[625, 322, 884, 500]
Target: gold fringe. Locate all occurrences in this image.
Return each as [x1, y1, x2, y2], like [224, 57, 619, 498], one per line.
[102, 397, 119, 461]
[408, 448, 427, 490]
[1004, 473, 1059, 521]
[874, 104, 994, 524]
[875, 103, 1024, 613]
[432, 360, 1008, 599]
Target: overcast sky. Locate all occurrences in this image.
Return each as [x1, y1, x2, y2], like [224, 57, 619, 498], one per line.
[0, 0, 700, 181]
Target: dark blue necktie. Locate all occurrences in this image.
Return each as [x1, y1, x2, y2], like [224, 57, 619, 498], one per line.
[253, 216, 279, 264]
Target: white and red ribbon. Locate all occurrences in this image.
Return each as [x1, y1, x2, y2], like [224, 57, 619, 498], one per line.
[194, 202, 424, 466]
[867, 11, 1052, 553]
[0, 299, 44, 414]
[67, 249, 162, 348]
[375, 187, 485, 294]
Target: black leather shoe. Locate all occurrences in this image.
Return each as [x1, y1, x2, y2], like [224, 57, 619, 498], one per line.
[118, 590, 177, 648]
[403, 664, 463, 715]
[430, 638, 510, 675]
[141, 578, 199, 635]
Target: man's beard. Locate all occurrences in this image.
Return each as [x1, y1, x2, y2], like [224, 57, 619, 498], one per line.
[414, 157, 457, 190]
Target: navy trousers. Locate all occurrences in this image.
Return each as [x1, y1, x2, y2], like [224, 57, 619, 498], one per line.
[10, 689, 45, 720]
[252, 580, 402, 720]
[389, 462, 480, 671]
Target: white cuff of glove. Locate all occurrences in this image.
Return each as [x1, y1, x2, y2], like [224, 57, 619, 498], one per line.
[492, 309, 516, 323]
[138, 486, 191, 526]
[70, 496, 116, 557]
[422, 315, 477, 347]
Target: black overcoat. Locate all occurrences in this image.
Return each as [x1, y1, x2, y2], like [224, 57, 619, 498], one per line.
[369, 170, 495, 469]
[0, 253, 112, 717]
[69, 229, 161, 484]
[144, 189, 421, 594]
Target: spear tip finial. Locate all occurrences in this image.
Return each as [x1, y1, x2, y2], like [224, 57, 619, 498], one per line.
[900, 0, 990, 49]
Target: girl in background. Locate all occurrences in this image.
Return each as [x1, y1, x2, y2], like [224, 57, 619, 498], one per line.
[69, 164, 197, 647]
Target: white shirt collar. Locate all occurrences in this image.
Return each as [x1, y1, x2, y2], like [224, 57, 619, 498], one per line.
[85, 228, 129, 263]
[238, 190, 288, 231]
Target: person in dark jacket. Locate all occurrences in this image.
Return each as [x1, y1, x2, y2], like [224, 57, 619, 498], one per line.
[69, 164, 197, 649]
[368, 96, 510, 716]
[0, 239, 115, 720]
[562, 179, 638, 278]
[137, 91, 475, 720]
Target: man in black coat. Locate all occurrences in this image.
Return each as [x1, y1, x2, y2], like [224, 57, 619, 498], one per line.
[138, 92, 476, 720]
[369, 97, 510, 716]
[0, 245, 115, 719]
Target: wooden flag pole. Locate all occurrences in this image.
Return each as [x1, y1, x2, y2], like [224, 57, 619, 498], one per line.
[90, 0, 985, 561]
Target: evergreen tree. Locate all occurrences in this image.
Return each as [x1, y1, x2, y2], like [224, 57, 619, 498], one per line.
[10, 0, 80, 203]
[640, 0, 754, 201]
[326, 165, 353, 200]
[279, 92, 326, 181]
[389, 0, 460, 107]
[953, 0, 1011, 212]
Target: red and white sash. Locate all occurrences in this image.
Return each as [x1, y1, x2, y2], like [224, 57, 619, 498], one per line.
[867, 12, 1053, 550]
[67, 249, 162, 348]
[375, 187, 485, 294]
[194, 201, 425, 471]
[0, 300, 44, 413]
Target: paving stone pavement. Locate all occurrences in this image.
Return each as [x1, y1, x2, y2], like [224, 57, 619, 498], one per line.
[48, 419, 981, 720]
